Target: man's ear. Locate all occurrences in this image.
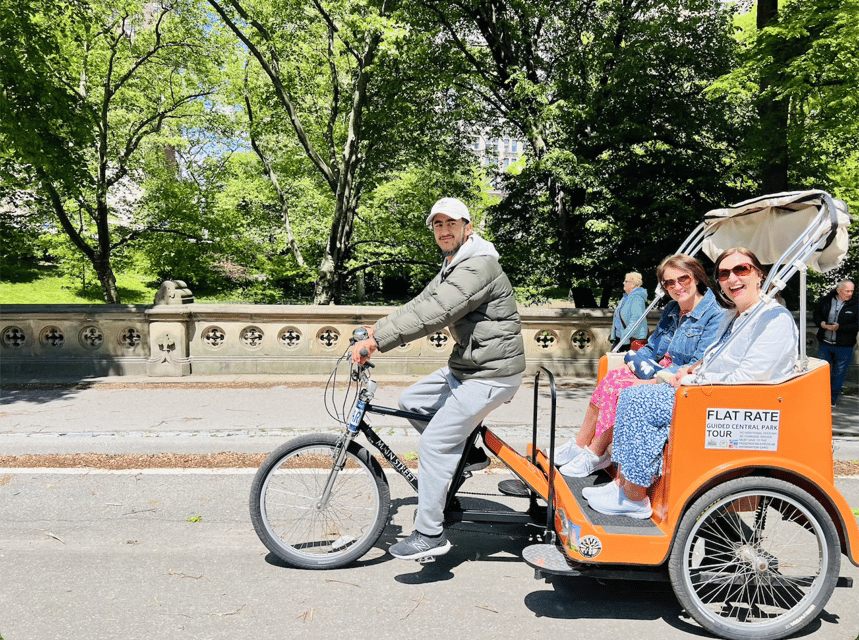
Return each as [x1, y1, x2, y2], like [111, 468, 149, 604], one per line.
[464, 221, 473, 238]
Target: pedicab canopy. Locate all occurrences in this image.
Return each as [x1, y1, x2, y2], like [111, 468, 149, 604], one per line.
[700, 190, 850, 273]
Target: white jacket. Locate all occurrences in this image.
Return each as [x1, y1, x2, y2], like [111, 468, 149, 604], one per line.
[682, 298, 798, 385]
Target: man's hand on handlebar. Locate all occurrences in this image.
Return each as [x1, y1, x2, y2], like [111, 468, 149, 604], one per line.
[351, 334, 378, 365]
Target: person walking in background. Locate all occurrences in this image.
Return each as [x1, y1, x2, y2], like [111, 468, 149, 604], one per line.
[813, 280, 857, 406]
[610, 272, 648, 349]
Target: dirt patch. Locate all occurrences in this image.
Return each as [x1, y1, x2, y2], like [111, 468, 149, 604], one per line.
[834, 459, 859, 477]
[0, 452, 508, 471]
[0, 452, 855, 476]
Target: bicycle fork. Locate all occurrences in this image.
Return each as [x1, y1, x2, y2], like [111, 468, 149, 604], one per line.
[316, 382, 376, 510]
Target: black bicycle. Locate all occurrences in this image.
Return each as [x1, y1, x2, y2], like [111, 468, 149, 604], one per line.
[249, 328, 557, 569]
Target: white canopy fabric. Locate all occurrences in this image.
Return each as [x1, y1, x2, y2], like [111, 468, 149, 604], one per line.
[701, 191, 851, 273]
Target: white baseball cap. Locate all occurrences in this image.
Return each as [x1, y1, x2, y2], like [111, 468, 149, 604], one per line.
[425, 197, 471, 228]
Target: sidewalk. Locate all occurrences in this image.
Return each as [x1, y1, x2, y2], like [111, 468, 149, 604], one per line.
[2, 374, 858, 461]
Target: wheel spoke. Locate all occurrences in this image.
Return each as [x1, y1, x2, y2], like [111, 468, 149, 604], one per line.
[671, 479, 839, 639]
[250, 436, 390, 569]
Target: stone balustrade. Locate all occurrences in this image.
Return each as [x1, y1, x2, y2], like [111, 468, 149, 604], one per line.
[0, 300, 852, 384]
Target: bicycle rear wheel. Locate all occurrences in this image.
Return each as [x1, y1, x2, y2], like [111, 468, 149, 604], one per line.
[250, 433, 390, 569]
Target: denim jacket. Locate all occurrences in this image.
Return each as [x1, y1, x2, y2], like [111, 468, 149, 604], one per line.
[628, 288, 724, 374]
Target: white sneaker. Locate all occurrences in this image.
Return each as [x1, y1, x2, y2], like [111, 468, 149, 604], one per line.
[587, 485, 652, 520]
[582, 480, 620, 501]
[545, 439, 583, 467]
[559, 447, 611, 478]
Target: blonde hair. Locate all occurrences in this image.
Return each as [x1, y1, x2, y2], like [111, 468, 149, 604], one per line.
[625, 272, 643, 288]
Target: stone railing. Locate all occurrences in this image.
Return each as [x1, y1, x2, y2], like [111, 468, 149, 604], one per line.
[1, 297, 854, 385]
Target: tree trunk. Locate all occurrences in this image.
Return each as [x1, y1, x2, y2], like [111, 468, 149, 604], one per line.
[94, 254, 120, 304]
[756, 0, 790, 193]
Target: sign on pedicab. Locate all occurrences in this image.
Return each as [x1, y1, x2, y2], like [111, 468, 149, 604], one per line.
[704, 407, 780, 451]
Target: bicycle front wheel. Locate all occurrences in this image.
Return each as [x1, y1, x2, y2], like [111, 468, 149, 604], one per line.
[250, 433, 390, 569]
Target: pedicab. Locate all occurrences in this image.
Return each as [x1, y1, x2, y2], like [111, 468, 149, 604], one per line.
[249, 190, 857, 640]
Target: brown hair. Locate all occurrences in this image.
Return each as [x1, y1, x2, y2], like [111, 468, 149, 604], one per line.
[712, 247, 767, 309]
[656, 254, 712, 295]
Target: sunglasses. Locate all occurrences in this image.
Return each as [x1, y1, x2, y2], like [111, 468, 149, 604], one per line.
[717, 263, 755, 281]
[661, 274, 692, 290]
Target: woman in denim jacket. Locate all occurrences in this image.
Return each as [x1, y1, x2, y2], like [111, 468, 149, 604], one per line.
[554, 254, 725, 478]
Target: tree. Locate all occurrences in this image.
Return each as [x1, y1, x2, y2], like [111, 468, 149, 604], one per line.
[0, 0, 220, 302]
[208, 0, 478, 303]
[711, 0, 859, 190]
[419, 0, 743, 304]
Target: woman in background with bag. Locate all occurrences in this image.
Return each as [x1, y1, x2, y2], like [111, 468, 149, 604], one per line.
[554, 254, 724, 478]
[611, 272, 648, 350]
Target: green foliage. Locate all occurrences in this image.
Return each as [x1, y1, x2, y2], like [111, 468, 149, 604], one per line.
[3, 0, 856, 307]
[426, 0, 745, 304]
[0, 209, 50, 279]
[0, 0, 224, 302]
[709, 0, 859, 185]
[1, 266, 158, 304]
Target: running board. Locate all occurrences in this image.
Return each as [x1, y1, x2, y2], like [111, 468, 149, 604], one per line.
[523, 544, 668, 582]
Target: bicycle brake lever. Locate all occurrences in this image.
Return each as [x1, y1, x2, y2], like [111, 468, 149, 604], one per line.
[358, 348, 376, 368]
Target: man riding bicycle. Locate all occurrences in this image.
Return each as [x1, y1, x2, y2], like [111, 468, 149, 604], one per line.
[351, 197, 525, 561]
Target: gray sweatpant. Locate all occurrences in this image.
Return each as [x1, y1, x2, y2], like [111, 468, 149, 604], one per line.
[398, 367, 520, 535]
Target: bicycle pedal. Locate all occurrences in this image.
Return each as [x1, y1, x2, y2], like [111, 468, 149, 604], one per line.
[416, 555, 436, 564]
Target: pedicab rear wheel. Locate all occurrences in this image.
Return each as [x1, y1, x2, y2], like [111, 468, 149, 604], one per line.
[668, 477, 840, 640]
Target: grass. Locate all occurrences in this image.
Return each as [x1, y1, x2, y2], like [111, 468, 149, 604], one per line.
[1, 268, 161, 305]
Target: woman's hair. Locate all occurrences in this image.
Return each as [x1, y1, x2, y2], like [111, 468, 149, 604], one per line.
[712, 247, 767, 309]
[656, 254, 711, 295]
[625, 272, 643, 287]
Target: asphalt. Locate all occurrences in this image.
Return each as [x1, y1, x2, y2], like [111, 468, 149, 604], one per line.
[2, 373, 859, 640]
[3, 470, 857, 640]
[1, 372, 858, 462]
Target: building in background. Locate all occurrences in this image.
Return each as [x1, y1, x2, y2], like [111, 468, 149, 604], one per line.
[470, 134, 526, 170]
[469, 134, 527, 196]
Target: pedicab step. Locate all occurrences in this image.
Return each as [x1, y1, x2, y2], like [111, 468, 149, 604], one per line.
[522, 544, 668, 582]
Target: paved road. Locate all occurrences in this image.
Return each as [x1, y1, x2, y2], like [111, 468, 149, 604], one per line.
[2, 375, 858, 460]
[1, 470, 858, 640]
[2, 375, 858, 640]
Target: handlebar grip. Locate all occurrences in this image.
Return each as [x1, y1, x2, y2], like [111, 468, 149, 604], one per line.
[360, 348, 369, 357]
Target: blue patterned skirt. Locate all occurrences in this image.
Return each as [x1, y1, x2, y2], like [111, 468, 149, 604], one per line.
[611, 383, 677, 487]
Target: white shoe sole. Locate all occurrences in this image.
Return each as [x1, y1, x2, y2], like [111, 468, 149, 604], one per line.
[560, 455, 611, 478]
[588, 496, 652, 520]
[591, 505, 653, 520]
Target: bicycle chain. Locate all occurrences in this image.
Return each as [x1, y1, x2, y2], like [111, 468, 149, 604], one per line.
[456, 490, 509, 498]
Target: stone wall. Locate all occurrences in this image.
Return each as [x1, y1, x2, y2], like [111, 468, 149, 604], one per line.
[1, 302, 855, 387]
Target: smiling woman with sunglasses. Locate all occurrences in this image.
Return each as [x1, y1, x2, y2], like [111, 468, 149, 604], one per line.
[553, 253, 725, 478]
[586, 247, 799, 520]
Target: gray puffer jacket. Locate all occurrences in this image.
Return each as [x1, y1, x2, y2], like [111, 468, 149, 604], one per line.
[373, 235, 526, 380]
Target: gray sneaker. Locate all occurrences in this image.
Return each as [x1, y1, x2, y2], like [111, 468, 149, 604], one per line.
[389, 530, 452, 560]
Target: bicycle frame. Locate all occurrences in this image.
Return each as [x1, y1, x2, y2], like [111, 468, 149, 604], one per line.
[328, 364, 560, 530]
